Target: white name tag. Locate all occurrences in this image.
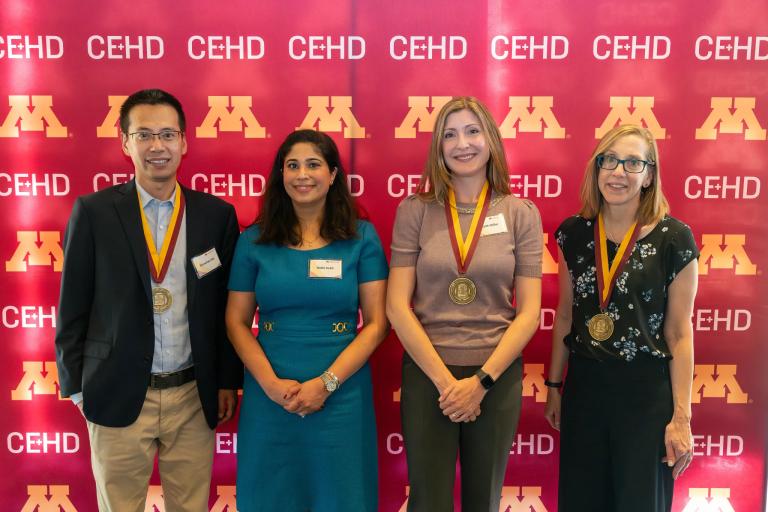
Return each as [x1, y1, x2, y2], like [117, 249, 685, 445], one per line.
[308, 259, 342, 279]
[191, 247, 222, 278]
[481, 213, 508, 236]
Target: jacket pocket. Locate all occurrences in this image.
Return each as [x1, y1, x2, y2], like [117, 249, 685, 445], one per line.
[83, 339, 112, 359]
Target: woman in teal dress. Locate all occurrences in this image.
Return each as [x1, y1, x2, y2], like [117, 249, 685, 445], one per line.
[225, 129, 389, 511]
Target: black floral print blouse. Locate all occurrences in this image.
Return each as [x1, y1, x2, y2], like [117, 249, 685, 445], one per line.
[556, 215, 699, 362]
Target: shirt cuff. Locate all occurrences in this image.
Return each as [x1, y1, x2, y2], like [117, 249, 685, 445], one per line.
[70, 392, 83, 406]
[390, 250, 418, 267]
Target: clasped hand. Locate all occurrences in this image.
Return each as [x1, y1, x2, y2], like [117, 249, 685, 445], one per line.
[438, 376, 485, 423]
[266, 377, 329, 417]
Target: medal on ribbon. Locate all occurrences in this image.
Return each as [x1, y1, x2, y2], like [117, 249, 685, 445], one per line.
[137, 184, 185, 314]
[589, 212, 641, 341]
[152, 287, 173, 313]
[444, 182, 491, 305]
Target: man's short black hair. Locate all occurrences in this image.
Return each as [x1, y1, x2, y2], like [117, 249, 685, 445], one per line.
[119, 89, 186, 135]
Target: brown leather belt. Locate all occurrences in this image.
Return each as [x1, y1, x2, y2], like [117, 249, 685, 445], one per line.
[149, 366, 195, 390]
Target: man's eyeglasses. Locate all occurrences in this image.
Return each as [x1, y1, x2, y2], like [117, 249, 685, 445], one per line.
[596, 154, 653, 174]
[128, 130, 183, 143]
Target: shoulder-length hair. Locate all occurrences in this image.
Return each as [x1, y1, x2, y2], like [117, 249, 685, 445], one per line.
[579, 124, 669, 225]
[417, 96, 510, 203]
[255, 129, 358, 245]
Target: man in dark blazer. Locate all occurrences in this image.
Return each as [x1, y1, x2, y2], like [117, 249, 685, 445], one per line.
[55, 89, 243, 512]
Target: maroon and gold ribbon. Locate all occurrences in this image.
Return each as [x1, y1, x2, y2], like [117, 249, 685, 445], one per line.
[444, 182, 491, 274]
[137, 184, 185, 283]
[594, 212, 641, 310]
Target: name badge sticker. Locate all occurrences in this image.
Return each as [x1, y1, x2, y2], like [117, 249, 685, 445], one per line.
[308, 259, 343, 279]
[481, 213, 508, 236]
[191, 247, 222, 278]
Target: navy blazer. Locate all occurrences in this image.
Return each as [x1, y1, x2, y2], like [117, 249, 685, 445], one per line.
[55, 180, 243, 428]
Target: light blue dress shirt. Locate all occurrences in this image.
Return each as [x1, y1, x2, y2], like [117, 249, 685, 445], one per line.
[137, 182, 193, 374]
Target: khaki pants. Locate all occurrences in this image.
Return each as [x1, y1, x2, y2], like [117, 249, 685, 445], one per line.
[87, 380, 214, 512]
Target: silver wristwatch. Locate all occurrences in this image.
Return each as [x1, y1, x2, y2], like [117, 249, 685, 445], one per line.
[321, 370, 339, 393]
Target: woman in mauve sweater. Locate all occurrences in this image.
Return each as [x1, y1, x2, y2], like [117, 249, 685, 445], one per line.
[386, 96, 543, 512]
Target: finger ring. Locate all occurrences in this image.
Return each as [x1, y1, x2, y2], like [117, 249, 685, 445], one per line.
[451, 413, 458, 418]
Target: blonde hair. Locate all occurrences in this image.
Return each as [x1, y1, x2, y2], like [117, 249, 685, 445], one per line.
[579, 124, 669, 225]
[417, 97, 510, 202]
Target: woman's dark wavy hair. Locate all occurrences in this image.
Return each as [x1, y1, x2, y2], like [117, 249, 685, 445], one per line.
[255, 129, 358, 245]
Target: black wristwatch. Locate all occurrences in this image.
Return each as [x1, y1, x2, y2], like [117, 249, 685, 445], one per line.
[474, 368, 495, 390]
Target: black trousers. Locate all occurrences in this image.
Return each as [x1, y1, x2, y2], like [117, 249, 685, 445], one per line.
[401, 353, 523, 512]
[559, 353, 674, 512]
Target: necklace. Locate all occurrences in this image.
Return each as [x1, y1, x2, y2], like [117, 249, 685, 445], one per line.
[301, 234, 321, 247]
[438, 195, 504, 214]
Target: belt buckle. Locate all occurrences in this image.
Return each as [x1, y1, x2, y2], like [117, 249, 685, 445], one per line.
[150, 370, 174, 389]
[331, 321, 351, 334]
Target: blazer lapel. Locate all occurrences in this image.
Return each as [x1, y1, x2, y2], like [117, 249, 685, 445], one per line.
[182, 186, 201, 308]
[114, 180, 152, 303]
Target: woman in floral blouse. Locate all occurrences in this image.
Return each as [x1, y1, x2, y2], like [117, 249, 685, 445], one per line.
[544, 124, 699, 512]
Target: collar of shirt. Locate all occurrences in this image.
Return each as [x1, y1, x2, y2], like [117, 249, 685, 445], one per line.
[135, 180, 179, 210]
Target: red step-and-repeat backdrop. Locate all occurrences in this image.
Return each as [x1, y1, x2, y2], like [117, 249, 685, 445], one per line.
[1, 1, 766, 510]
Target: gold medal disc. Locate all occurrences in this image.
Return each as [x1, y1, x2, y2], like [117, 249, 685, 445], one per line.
[588, 313, 614, 341]
[449, 277, 477, 305]
[152, 287, 173, 314]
